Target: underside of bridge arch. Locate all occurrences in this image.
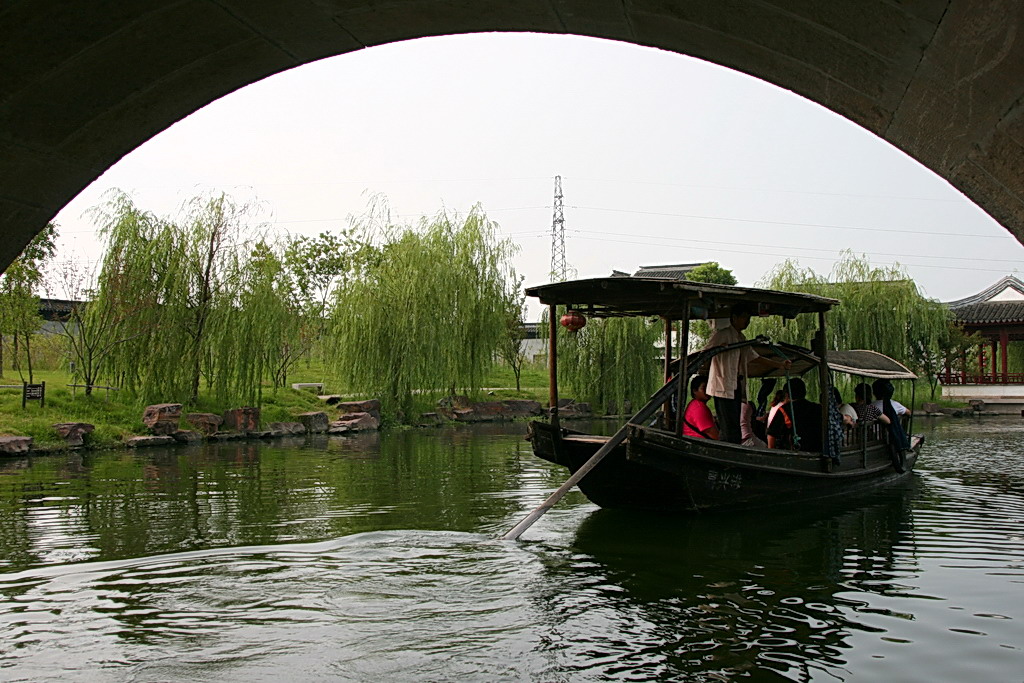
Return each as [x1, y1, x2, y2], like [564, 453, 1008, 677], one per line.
[3, 0, 1024, 272]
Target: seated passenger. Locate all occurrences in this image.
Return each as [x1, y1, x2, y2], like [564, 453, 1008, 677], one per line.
[831, 387, 856, 428]
[871, 378, 911, 416]
[752, 379, 777, 441]
[766, 378, 823, 452]
[765, 390, 790, 448]
[853, 382, 890, 426]
[682, 376, 719, 440]
[740, 400, 767, 448]
[766, 389, 788, 424]
[872, 378, 912, 452]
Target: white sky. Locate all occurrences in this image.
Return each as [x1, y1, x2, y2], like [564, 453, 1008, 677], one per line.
[51, 33, 1024, 318]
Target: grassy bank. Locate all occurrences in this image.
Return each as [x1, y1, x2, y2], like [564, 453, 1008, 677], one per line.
[0, 363, 552, 450]
[4, 359, 952, 452]
[0, 369, 332, 448]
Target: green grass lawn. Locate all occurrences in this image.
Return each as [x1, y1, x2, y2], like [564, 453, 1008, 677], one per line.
[0, 368, 339, 448]
[0, 361, 552, 449]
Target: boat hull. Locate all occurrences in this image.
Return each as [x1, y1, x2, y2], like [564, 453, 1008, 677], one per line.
[528, 420, 921, 513]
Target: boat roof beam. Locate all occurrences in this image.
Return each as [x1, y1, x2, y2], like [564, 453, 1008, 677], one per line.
[526, 277, 838, 321]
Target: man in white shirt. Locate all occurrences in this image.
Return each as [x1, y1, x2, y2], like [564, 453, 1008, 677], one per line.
[871, 378, 911, 416]
[703, 303, 790, 443]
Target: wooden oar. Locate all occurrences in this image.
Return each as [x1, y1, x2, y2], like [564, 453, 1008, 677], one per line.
[500, 377, 682, 541]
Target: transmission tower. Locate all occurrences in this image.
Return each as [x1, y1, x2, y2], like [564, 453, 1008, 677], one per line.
[550, 175, 567, 281]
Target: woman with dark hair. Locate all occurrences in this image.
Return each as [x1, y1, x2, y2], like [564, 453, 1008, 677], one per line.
[765, 378, 822, 452]
[871, 378, 911, 417]
[872, 378, 911, 472]
[853, 382, 890, 426]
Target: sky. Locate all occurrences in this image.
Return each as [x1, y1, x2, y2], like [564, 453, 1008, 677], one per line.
[50, 33, 1024, 318]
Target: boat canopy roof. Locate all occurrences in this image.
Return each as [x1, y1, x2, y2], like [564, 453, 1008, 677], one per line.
[825, 350, 917, 380]
[526, 277, 837, 321]
[687, 343, 917, 381]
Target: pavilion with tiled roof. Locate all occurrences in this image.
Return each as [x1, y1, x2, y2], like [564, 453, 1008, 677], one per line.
[942, 275, 1024, 411]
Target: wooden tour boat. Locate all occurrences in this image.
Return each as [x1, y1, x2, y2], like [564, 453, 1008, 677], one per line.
[502, 277, 923, 540]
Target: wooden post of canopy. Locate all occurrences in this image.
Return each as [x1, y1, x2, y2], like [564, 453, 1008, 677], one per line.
[676, 306, 691, 435]
[548, 303, 559, 433]
[817, 311, 830, 458]
[663, 317, 673, 382]
[663, 318, 673, 426]
[860, 374, 868, 468]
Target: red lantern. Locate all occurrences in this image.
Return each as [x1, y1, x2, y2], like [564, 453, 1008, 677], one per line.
[560, 310, 586, 332]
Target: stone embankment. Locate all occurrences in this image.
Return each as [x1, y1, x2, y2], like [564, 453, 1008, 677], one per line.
[2, 398, 385, 455]
[123, 402, 384, 449]
[426, 396, 594, 424]
[0, 391, 585, 456]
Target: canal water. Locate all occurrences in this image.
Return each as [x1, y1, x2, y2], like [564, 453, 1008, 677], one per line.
[0, 417, 1021, 681]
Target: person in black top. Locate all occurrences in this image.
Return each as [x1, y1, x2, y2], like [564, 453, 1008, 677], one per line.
[766, 377, 822, 452]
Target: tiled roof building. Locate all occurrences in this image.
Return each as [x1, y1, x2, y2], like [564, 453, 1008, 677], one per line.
[631, 263, 711, 280]
[942, 276, 1024, 411]
[947, 275, 1024, 326]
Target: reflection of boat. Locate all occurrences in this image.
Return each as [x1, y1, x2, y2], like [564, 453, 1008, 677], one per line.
[526, 277, 924, 514]
[533, 490, 918, 681]
[573, 484, 915, 587]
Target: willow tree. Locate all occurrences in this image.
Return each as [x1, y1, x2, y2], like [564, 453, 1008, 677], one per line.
[281, 229, 365, 369]
[750, 252, 951, 398]
[329, 204, 519, 420]
[557, 316, 662, 415]
[45, 258, 144, 396]
[87, 190, 292, 406]
[496, 277, 528, 392]
[0, 224, 56, 381]
[204, 240, 301, 403]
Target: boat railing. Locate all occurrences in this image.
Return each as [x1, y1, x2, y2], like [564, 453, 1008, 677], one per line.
[841, 421, 885, 449]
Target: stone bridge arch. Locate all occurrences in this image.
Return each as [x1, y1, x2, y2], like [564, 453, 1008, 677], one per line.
[3, 1, 1024, 272]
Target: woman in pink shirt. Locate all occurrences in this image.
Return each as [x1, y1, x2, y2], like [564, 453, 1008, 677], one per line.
[682, 376, 720, 439]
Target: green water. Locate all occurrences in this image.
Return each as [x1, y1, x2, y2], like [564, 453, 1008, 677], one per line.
[0, 418, 1021, 681]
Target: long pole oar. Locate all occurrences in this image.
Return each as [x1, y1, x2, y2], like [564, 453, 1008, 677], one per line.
[500, 377, 682, 541]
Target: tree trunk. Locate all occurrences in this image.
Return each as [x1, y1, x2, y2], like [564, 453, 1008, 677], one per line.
[24, 332, 33, 384]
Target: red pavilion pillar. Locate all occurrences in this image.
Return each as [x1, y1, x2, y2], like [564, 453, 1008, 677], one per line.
[1001, 330, 1010, 382]
[992, 339, 998, 381]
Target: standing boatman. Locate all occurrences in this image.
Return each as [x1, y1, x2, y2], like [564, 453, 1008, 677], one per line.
[703, 303, 791, 443]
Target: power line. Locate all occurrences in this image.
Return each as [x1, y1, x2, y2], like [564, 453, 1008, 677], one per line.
[498, 226, 1024, 267]
[567, 228, 1024, 265]
[563, 176, 961, 203]
[568, 234, 1019, 274]
[568, 205, 1013, 239]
